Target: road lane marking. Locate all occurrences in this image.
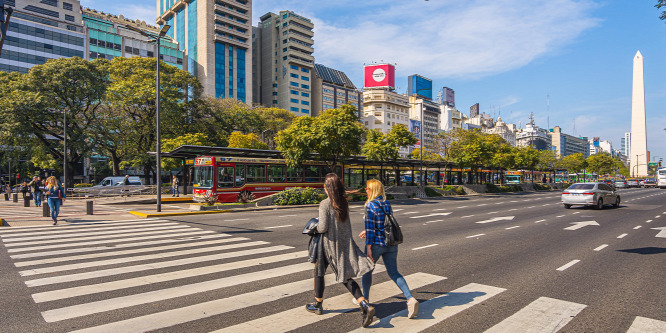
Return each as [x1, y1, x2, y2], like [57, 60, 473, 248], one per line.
[633, 226, 642, 230]
[31, 251, 308, 303]
[594, 244, 608, 251]
[461, 215, 475, 218]
[66, 266, 386, 333]
[617, 233, 628, 239]
[535, 219, 546, 223]
[505, 226, 520, 230]
[477, 204, 488, 206]
[564, 221, 599, 231]
[655, 215, 661, 218]
[508, 208, 518, 211]
[487, 211, 499, 214]
[409, 213, 452, 219]
[485, 297, 586, 333]
[403, 212, 419, 215]
[627, 316, 666, 333]
[556, 260, 580, 271]
[457, 206, 468, 209]
[475, 216, 515, 224]
[466, 234, 486, 238]
[432, 208, 447, 211]
[424, 220, 443, 224]
[556, 215, 565, 218]
[0, 218, 164, 233]
[510, 200, 518, 203]
[265, 225, 293, 229]
[412, 244, 438, 250]
[24, 245, 293, 287]
[277, 215, 296, 218]
[215, 273, 446, 333]
[223, 218, 249, 222]
[0, 221, 180, 240]
[572, 212, 580, 214]
[393, 209, 404, 212]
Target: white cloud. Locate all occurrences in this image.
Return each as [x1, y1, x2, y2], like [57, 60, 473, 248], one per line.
[310, 0, 599, 80]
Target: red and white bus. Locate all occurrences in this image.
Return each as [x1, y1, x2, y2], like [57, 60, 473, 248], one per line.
[192, 156, 342, 203]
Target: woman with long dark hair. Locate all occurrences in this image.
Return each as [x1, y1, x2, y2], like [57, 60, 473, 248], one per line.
[306, 173, 376, 327]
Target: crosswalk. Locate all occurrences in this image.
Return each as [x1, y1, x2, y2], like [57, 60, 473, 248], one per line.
[1, 218, 664, 332]
[0, 203, 123, 219]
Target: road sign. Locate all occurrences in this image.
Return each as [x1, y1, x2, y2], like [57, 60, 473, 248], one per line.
[648, 162, 657, 167]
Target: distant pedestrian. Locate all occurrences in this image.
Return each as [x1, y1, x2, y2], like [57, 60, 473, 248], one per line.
[20, 182, 29, 198]
[306, 173, 376, 328]
[28, 176, 43, 207]
[359, 179, 419, 319]
[171, 175, 179, 197]
[44, 176, 65, 225]
[122, 175, 130, 185]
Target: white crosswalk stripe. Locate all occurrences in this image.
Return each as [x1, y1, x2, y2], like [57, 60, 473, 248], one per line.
[1, 218, 663, 332]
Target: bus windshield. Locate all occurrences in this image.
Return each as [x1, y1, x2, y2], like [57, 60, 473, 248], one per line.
[658, 169, 666, 176]
[193, 166, 214, 188]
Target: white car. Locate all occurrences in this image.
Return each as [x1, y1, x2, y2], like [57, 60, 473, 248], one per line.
[561, 182, 620, 209]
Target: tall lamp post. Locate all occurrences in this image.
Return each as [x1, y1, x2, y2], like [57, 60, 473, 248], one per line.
[414, 88, 432, 186]
[63, 110, 67, 190]
[125, 24, 171, 212]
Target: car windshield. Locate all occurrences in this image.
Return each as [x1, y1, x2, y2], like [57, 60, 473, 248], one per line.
[568, 184, 595, 190]
[614, 181, 624, 183]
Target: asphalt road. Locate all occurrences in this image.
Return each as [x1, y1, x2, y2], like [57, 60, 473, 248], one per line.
[0, 187, 664, 332]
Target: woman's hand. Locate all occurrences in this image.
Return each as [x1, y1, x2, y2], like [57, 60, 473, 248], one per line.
[358, 230, 366, 239]
[366, 244, 374, 262]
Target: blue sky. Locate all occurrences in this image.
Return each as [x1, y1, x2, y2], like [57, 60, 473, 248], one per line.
[84, 0, 666, 161]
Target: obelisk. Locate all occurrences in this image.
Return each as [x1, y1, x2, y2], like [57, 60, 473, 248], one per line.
[630, 51, 648, 177]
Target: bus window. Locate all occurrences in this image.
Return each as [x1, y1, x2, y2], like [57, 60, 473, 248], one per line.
[193, 166, 214, 188]
[236, 164, 245, 187]
[268, 165, 285, 182]
[218, 166, 234, 188]
[304, 165, 320, 182]
[286, 166, 303, 182]
[247, 164, 266, 183]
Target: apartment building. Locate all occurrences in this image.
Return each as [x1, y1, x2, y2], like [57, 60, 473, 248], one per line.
[311, 63, 361, 117]
[0, 0, 85, 73]
[253, 10, 314, 115]
[408, 96, 440, 149]
[549, 126, 589, 158]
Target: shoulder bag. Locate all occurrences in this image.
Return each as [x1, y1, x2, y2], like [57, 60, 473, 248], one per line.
[374, 201, 403, 246]
[302, 217, 319, 236]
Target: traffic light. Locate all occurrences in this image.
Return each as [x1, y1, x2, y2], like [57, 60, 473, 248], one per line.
[16, 173, 19, 179]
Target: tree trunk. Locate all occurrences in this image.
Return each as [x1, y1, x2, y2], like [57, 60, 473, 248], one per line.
[110, 151, 121, 176]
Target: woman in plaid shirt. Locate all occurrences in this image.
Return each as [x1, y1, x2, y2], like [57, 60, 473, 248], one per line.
[358, 179, 419, 319]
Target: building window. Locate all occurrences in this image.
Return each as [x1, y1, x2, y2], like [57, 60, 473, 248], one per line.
[301, 109, 309, 113]
[63, 2, 73, 10]
[290, 64, 298, 70]
[301, 101, 309, 106]
[301, 92, 309, 97]
[301, 76, 309, 81]
[291, 107, 299, 112]
[301, 68, 310, 73]
[290, 90, 299, 95]
[290, 81, 298, 87]
[24, 5, 59, 18]
[290, 98, 299, 103]
[290, 73, 298, 78]
[40, 0, 58, 7]
[301, 84, 309, 89]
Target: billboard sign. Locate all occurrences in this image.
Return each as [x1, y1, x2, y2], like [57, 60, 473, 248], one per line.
[408, 75, 433, 100]
[444, 87, 455, 107]
[410, 119, 421, 139]
[364, 64, 395, 89]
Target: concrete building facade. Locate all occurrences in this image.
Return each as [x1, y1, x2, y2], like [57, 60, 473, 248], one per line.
[409, 96, 440, 150]
[516, 117, 552, 151]
[253, 11, 314, 115]
[484, 116, 517, 146]
[621, 132, 631, 159]
[0, 0, 85, 73]
[82, 9, 183, 69]
[362, 88, 410, 157]
[311, 63, 361, 117]
[549, 126, 589, 158]
[157, 0, 252, 103]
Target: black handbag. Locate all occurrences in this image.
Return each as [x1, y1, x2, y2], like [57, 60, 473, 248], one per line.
[302, 217, 319, 236]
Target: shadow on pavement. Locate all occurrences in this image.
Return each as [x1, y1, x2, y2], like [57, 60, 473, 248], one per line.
[618, 247, 666, 255]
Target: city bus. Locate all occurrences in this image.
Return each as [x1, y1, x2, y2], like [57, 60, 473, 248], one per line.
[192, 156, 341, 203]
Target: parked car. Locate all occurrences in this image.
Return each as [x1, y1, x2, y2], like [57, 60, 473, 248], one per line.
[643, 178, 658, 188]
[561, 182, 620, 209]
[602, 179, 616, 190]
[626, 179, 640, 188]
[614, 180, 628, 188]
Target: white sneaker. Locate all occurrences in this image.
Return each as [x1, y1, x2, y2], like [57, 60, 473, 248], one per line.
[352, 297, 359, 306]
[407, 298, 419, 319]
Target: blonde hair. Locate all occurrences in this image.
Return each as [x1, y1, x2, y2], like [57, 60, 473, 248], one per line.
[45, 176, 58, 190]
[365, 179, 386, 206]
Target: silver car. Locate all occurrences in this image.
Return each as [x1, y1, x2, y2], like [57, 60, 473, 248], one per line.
[561, 182, 620, 209]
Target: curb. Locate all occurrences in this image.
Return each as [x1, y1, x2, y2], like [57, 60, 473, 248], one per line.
[128, 209, 233, 218]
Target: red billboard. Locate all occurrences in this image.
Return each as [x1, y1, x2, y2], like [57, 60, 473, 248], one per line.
[364, 64, 395, 89]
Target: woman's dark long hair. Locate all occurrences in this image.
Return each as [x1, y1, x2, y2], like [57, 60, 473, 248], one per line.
[324, 173, 349, 222]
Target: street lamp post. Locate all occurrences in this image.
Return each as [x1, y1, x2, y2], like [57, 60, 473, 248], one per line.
[63, 110, 67, 190]
[414, 88, 432, 187]
[125, 24, 171, 212]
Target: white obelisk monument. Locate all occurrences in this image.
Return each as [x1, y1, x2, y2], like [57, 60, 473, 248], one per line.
[630, 51, 648, 177]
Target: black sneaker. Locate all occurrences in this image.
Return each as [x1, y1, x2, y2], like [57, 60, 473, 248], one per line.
[360, 300, 375, 327]
[305, 301, 323, 315]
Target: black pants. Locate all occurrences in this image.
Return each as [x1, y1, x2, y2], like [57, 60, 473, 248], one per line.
[314, 256, 363, 300]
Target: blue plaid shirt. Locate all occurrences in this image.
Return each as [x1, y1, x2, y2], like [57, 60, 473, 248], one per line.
[364, 196, 393, 246]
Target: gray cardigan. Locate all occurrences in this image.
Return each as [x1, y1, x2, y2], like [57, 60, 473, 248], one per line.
[317, 198, 374, 282]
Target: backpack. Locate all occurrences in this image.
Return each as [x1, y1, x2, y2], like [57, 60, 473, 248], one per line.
[373, 201, 403, 246]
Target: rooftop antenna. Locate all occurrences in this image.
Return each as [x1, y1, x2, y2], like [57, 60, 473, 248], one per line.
[572, 118, 577, 136]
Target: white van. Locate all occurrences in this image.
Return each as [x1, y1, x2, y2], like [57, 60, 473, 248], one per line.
[95, 176, 142, 187]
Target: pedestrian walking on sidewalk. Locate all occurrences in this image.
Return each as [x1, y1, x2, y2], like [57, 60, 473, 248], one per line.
[20, 182, 29, 198]
[44, 176, 65, 225]
[171, 175, 179, 197]
[359, 179, 419, 319]
[28, 176, 43, 207]
[306, 173, 376, 328]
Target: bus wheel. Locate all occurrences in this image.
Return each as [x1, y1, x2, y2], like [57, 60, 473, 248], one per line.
[238, 190, 255, 203]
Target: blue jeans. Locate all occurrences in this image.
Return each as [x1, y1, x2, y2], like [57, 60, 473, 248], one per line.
[362, 244, 413, 301]
[33, 191, 42, 206]
[47, 197, 61, 220]
[172, 187, 179, 196]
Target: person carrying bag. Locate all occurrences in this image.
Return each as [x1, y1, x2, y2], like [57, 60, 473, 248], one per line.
[44, 176, 65, 225]
[359, 179, 419, 319]
[305, 173, 376, 328]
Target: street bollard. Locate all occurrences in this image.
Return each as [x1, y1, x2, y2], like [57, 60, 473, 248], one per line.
[86, 200, 93, 215]
[24, 196, 30, 207]
[12, 193, 18, 202]
[4, 192, 8, 201]
[43, 202, 50, 217]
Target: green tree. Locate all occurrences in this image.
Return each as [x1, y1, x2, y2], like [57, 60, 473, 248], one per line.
[586, 152, 615, 176]
[227, 131, 269, 150]
[104, 57, 201, 182]
[362, 125, 417, 184]
[161, 133, 212, 172]
[254, 107, 297, 149]
[557, 153, 588, 182]
[657, 0, 666, 21]
[276, 105, 365, 168]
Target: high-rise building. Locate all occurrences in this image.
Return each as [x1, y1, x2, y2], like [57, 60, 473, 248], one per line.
[409, 96, 440, 150]
[470, 103, 480, 118]
[621, 132, 631, 163]
[516, 115, 552, 151]
[549, 126, 589, 158]
[362, 88, 410, 157]
[0, 0, 85, 73]
[82, 9, 184, 69]
[157, 0, 252, 102]
[311, 63, 361, 117]
[253, 11, 314, 115]
[407, 74, 433, 100]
